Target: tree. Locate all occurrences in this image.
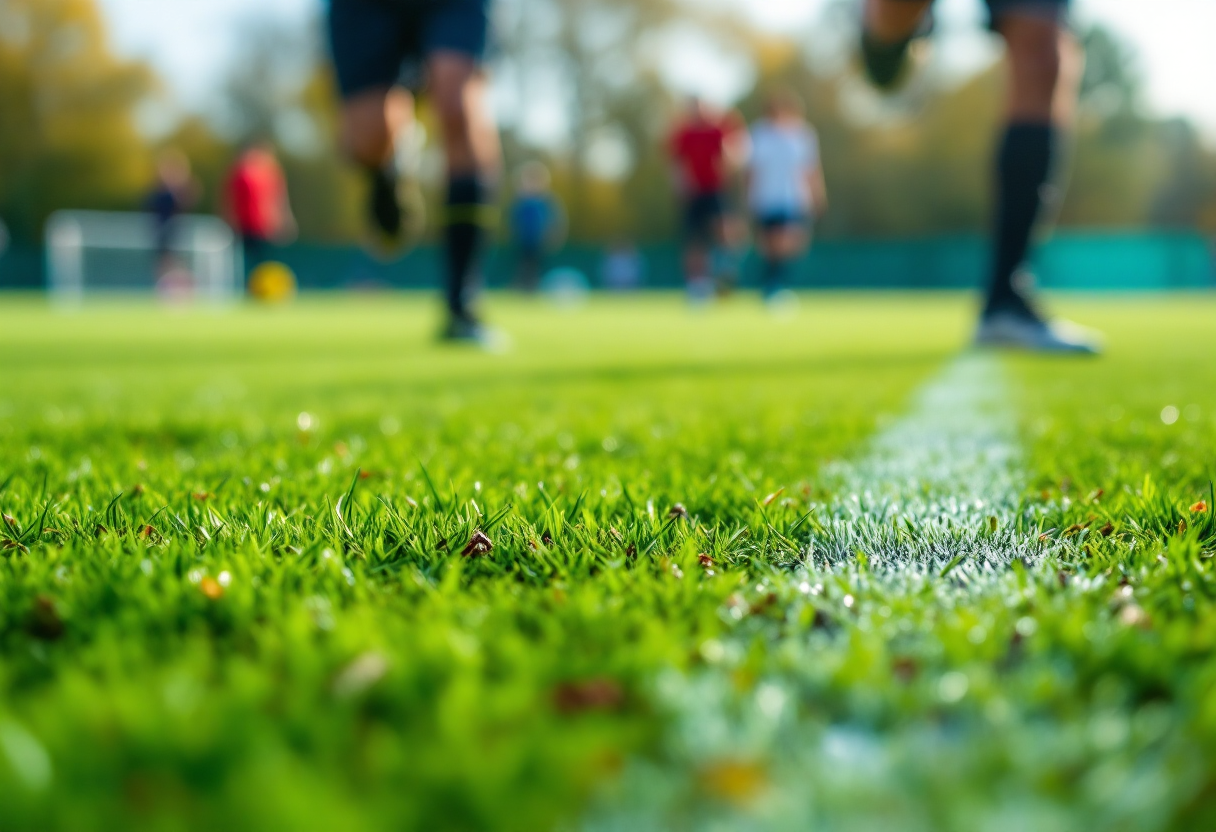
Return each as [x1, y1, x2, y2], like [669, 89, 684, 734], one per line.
[0, 0, 156, 242]
[215, 12, 364, 242]
[495, 0, 744, 241]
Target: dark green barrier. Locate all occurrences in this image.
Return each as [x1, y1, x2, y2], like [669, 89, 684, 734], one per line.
[269, 232, 1216, 292]
[3, 232, 1213, 292]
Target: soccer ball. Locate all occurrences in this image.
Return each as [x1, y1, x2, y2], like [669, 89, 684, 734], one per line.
[248, 261, 297, 303]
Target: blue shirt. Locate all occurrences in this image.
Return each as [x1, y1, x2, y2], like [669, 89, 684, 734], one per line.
[511, 195, 554, 248]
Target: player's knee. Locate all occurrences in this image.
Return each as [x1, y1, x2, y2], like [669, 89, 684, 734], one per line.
[340, 97, 395, 167]
[434, 91, 472, 140]
[429, 56, 479, 139]
[1006, 26, 1062, 100]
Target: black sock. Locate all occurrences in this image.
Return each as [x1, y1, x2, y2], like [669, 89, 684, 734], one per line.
[986, 122, 1055, 316]
[445, 175, 488, 320]
[368, 163, 402, 236]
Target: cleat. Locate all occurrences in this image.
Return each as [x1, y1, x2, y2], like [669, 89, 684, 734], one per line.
[440, 315, 511, 352]
[974, 309, 1103, 355]
[859, 14, 933, 91]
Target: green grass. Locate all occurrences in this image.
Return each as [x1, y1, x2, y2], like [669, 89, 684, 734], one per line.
[1, 293, 1215, 831]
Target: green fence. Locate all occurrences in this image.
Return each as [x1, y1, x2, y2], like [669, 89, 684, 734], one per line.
[2, 231, 1213, 292]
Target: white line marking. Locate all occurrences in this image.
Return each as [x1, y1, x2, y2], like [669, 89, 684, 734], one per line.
[807, 354, 1042, 569]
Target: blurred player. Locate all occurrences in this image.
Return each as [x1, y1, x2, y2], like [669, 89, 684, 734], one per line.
[509, 161, 562, 292]
[860, 0, 1099, 353]
[747, 90, 827, 302]
[668, 97, 746, 301]
[225, 140, 296, 283]
[144, 149, 198, 282]
[328, 0, 501, 342]
[601, 239, 645, 292]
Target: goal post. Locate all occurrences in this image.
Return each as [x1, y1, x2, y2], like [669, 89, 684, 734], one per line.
[46, 210, 241, 304]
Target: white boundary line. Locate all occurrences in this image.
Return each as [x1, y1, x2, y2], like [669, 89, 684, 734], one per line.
[806, 353, 1043, 570]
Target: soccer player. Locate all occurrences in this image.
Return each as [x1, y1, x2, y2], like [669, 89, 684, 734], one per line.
[225, 140, 296, 283]
[746, 90, 827, 302]
[860, 0, 1100, 353]
[328, 0, 500, 342]
[144, 149, 198, 282]
[668, 98, 746, 301]
[509, 162, 561, 292]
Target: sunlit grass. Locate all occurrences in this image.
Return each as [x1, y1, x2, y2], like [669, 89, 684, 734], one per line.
[0, 293, 1214, 831]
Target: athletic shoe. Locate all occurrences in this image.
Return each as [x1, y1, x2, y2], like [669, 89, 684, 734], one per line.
[974, 307, 1103, 355]
[859, 14, 933, 91]
[440, 315, 511, 352]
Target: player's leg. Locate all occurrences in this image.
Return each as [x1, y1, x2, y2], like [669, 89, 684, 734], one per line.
[429, 50, 501, 335]
[976, 2, 1097, 352]
[516, 243, 542, 292]
[860, 0, 933, 89]
[986, 12, 1064, 317]
[758, 224, 782, 299]
[758, 219, 803, 300]
[425, 0, 501, 338]
[709, 201, 740, 295]
[340, 87, 416, 238]
[683, 197, 714, 301]
[242, 234, 267, 287]
[328, 0, 419, 246]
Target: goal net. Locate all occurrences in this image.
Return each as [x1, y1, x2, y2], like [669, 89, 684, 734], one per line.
[46, 210, 241, 304]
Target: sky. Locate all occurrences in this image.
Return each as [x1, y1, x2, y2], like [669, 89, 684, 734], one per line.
[96, 0, 1216, 142]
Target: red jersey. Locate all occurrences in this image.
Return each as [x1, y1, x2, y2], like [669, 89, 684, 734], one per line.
[226, 151, 287, 239]
[669, 114, 741, 196]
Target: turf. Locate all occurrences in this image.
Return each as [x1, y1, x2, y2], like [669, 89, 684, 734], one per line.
[0, 293, 1215, 831]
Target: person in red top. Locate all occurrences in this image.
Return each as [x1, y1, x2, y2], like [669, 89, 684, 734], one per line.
[226, 140, 296, 282]
[668, 98, 745, 300]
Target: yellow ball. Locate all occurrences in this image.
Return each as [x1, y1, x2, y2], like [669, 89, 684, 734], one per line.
[248, 261, 297, 303]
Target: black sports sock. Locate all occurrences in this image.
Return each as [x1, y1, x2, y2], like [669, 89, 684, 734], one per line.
[986, 122, 1055, 317]
[445, 175, 488, 320]
[368, 164, 402, 236]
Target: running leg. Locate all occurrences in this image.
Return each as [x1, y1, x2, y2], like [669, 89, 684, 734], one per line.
[430, 51, 502, 332]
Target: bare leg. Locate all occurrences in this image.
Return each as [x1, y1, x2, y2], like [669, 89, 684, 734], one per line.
[429, 52, 501, 179]
[338, 86, 414, 169]
[1000, 14, 1073, 123]
[864, 0, 932, 43]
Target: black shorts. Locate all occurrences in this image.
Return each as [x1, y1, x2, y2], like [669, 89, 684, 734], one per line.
[683, 192, 726, 245]
[755, 209, 807, 232]
[893, 0, 1068, 29]
[328, 0, 491, 98]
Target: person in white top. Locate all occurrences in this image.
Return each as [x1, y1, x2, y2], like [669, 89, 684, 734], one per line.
[746, 90, 828, 300]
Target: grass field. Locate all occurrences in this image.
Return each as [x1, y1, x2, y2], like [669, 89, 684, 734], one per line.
[2, 293, 1216, 831]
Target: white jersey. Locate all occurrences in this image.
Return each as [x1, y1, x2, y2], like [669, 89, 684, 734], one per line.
[747, 119, 819, 215]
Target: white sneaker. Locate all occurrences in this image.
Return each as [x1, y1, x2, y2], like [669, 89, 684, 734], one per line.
[974, 310, 1103, 355]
